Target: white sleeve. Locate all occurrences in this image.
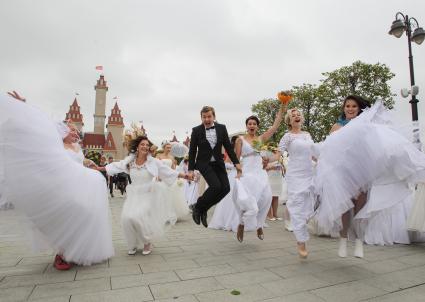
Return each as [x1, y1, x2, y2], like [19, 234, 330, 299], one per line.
[156, 159, 179, 186]
[278, 134, 290, 153]
[105, 154, 135, 176]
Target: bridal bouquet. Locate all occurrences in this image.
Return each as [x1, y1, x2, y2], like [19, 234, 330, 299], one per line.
[252, 140, 275, 159]
[277, 90, 293, 105]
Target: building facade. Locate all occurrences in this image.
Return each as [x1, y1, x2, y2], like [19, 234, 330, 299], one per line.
[64, 75, 126, 160]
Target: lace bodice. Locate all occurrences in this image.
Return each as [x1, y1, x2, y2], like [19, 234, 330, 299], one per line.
[279, 132, 314, 174]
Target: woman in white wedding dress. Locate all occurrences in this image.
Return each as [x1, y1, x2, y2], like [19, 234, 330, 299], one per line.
[314, 99, 425, 258]
[325, 96, 370, 257]
[233, 103, 285, 242]
[156, 142, 189, 221]
[279, 108, 317, 258]
[0, 93, 114, 269]
[100, 135, 187, 255]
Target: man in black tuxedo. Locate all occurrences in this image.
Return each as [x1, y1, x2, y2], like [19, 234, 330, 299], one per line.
[188, 106, 242, 227]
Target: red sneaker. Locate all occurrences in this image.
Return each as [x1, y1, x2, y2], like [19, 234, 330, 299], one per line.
[54, 254, 73, 271]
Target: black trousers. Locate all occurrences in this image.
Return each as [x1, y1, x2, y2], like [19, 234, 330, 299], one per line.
[196, 161, 230, 213]
[109, 177, 114, 195]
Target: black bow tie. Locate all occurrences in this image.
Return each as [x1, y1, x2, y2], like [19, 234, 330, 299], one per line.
[206, 126, 215, 130]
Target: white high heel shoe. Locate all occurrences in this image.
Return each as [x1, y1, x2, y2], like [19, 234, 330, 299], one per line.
[128, 248, 137, 256]
[338, 237, 347, 258]
[354, 239, 364, 258]
[142, 243, 152, 255]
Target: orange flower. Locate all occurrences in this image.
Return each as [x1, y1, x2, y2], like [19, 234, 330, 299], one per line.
[277, 91, 292, 104]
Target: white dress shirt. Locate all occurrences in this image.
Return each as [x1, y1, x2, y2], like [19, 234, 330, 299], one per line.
[205, 125, 217, 161]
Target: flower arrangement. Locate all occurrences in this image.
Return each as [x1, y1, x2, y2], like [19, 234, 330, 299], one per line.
[277, 90, 293, 105]
[252, 140, 276, 159]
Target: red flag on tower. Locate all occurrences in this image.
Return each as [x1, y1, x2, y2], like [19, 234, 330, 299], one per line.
[95, 65, 103, 71]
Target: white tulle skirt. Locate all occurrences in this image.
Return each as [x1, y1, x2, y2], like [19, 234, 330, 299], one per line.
[209, 169, 240, 231]
[160, 179, 190, 221]
[209, 169, 258, 232]
[0, 97, 114, 265]
[237, 162, 272, 229]
[355, 186, 412, 245]
[314, 102, 425, 233]
[121, 180, 176, 249]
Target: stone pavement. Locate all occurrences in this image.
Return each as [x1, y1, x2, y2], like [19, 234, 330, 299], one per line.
[1, 195, 425, 302]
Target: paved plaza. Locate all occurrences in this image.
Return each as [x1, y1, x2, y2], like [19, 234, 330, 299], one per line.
[1, 196, 425, 302]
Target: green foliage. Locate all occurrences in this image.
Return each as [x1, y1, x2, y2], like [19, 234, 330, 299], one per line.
[252, 61, 396, 143]
[85, 150, 102, 165]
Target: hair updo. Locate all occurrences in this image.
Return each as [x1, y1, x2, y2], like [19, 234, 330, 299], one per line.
[245, 115, 260, 126]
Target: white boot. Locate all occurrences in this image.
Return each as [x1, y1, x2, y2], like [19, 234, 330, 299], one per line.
[354, 239, 364, 258]
[338, 237, 348, 258]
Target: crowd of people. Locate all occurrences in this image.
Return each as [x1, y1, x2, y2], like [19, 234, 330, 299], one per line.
[1, 90, 425, 271]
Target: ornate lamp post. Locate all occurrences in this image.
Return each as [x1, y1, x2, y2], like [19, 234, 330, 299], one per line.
[389, 12, 425, 149]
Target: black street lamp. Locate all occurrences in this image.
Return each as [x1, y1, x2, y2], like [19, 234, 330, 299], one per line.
[389, 12, 425, 149]
[388, 12, 424, 122]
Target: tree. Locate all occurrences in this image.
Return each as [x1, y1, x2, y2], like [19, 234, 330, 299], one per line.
[252, 61, 396, 143]
[320, 60, 396, 121]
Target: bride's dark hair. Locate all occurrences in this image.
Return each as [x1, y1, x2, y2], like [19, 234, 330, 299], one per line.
[245, 115, 260, 126]
[128, 135, 153, 154]
[340, 95, 370, 120]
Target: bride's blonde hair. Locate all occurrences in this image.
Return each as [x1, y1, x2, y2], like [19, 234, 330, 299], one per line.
[284, 108, 304, 129]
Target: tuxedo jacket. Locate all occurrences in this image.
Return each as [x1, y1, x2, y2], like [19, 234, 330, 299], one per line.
[188, 122, 239, 172]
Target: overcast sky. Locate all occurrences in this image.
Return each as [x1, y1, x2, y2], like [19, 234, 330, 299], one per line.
[1, 0, 424, 144]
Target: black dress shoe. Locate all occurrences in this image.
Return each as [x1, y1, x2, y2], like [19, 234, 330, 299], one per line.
[201, 212, 208, 228]
[192, 208, 201, 225]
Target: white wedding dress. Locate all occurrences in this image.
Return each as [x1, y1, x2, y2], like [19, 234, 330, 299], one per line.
[158, 159, 190, 220]
[279, 132, 316, 242]
[0, 96, 114, 265]
[237, 137, 272, 229]
[106, 155, 179, 249]
[314, 101, 425, 235]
